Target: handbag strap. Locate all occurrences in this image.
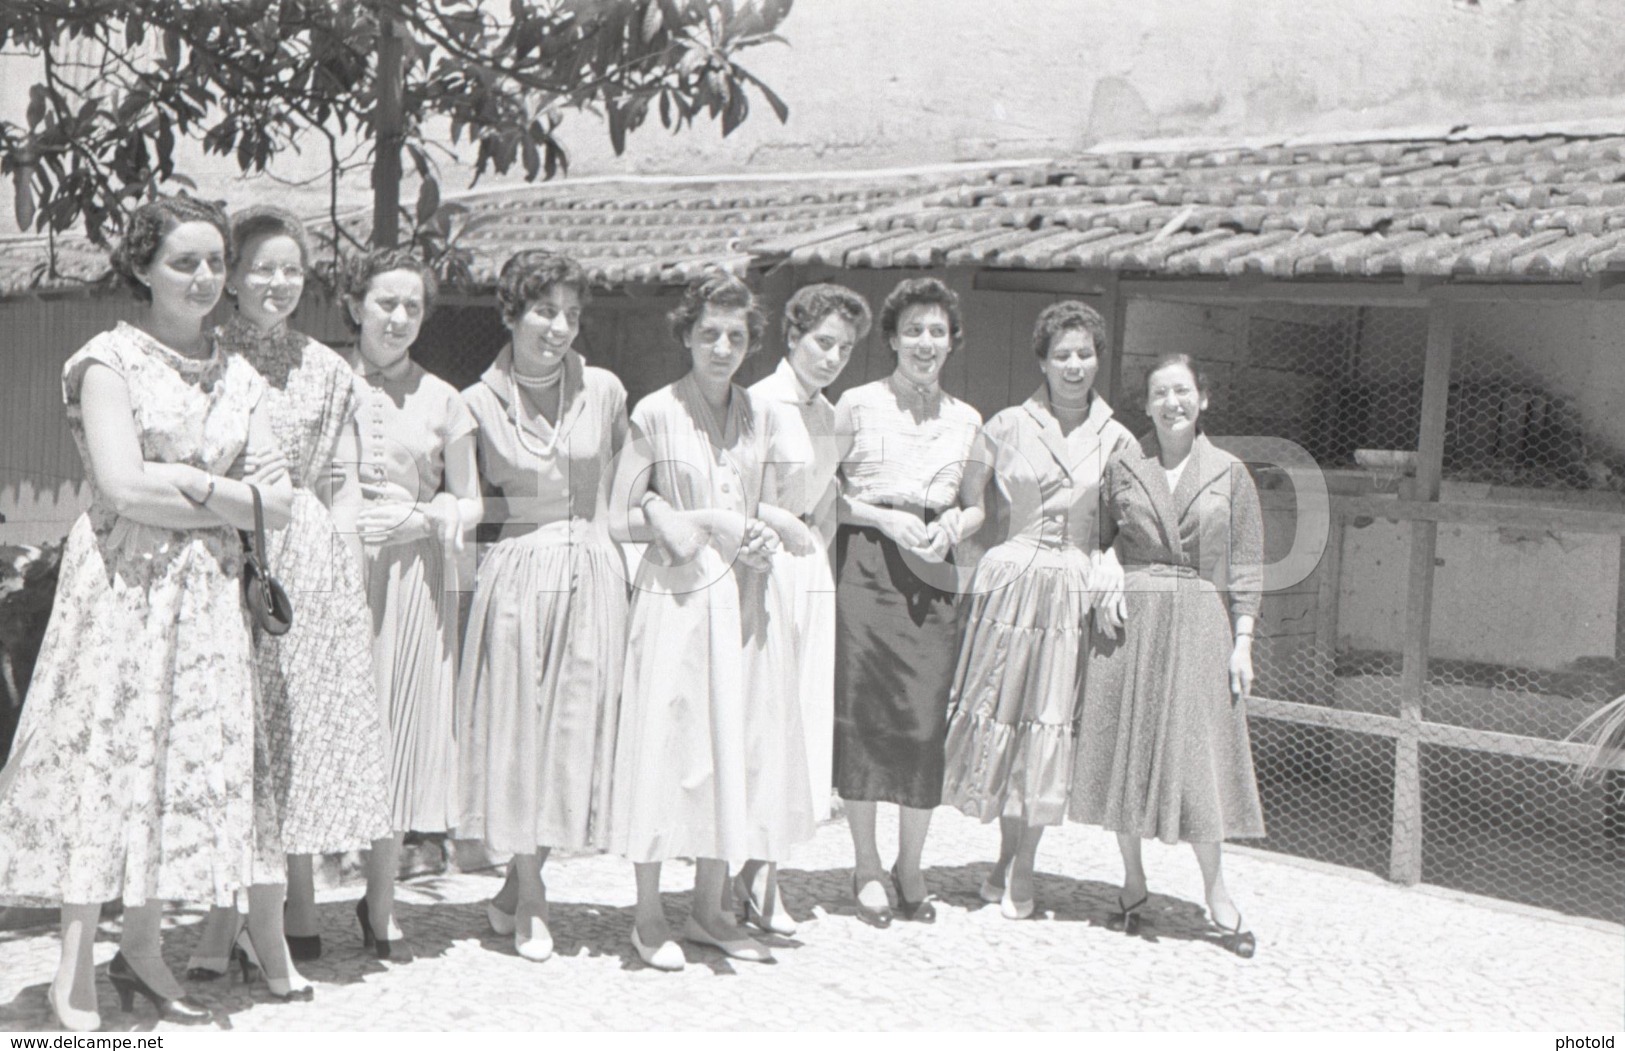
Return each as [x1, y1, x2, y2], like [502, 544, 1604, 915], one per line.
[248, 484, 269, 567]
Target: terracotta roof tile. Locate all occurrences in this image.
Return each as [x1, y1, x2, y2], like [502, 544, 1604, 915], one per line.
[6, 127, 1625, 296]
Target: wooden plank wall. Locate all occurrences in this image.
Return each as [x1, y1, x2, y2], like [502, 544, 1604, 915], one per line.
[0, 294, 132, 543]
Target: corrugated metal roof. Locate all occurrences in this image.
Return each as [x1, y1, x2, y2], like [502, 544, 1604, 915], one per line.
[760, 132, 1625, 279]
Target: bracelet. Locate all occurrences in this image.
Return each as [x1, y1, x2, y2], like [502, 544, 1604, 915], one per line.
[639, 490, 665, 513]
[1235, 630, 1254, 638]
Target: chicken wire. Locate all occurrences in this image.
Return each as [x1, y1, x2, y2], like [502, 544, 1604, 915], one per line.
[1123, 295, 1625, 923]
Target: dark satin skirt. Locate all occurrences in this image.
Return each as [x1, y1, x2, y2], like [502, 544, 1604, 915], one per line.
[832, 522, 962, 808]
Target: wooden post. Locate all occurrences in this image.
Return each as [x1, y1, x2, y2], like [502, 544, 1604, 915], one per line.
[1609, 537, 1625, 843]
[1102, 273, 1125, 409]
[372, 14, 405, 249]
[1313, 510, 1345, 705]
[1390, 301, 1453, 885]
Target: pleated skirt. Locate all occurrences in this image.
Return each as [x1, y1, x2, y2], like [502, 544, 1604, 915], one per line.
[456, 523, 628, 854]
[833, 524, 961, 809]
[943, 543, 1092, 827]
[363, 536, 459, 834]
[1068, 566, 1265, 844]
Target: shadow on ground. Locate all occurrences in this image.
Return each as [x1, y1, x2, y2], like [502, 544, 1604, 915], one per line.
[0, 859, 1252, 1031]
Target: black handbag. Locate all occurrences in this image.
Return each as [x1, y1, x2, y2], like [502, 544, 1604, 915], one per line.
[241, 484, 293, 637]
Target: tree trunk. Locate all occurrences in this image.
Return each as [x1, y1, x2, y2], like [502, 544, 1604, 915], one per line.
[372, 12, 405, 249]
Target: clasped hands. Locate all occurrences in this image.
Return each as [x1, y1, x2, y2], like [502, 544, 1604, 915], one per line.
[651, 507, 801, 571]
[354, 475, 463, 549]
[879, 507, 965, 564]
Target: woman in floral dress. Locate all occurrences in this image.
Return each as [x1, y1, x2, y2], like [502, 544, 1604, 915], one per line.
[0, 195, 292, 1029]
[188, 206, 392, 990]
[459, 250, 629, 963]
[607, 272, 814, 971]
[343, 248, 482, 960]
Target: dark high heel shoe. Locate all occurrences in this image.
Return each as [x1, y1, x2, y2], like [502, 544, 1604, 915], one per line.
[889, 865, 936, 924]
[850, 873, 893, 929]
[284, 902, 321, 962]
[1212, 912, 1256, 958]
[106, 952, 213, 1025]
[235, 930, 315, 1001]
[1108, 892, 1148, 936]
[355, 897, 410, 962]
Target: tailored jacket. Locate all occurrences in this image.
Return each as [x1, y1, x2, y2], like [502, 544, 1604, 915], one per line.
[1102, 431, 1264, 624]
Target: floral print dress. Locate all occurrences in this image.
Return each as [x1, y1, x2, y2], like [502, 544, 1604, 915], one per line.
[0, 322, 273, 906]
[218, 316, 392, 856]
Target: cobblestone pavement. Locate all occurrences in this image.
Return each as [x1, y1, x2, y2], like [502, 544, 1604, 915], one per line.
[2, 807, 1620, 1031]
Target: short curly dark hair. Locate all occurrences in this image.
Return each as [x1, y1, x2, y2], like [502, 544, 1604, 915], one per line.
[667, 270, 765, 356]
[495, 249, 590, 325]
[783, 283, 873, 346]
[341, 247, 439, 331]
[878, 277, 962, 348]
[109, 195, 232, 303]
[1032, 300, 1107, 360]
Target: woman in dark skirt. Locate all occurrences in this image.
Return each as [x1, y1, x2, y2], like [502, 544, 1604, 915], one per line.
[1070, 352, 1265, 957]
[832, 277, 984, 926]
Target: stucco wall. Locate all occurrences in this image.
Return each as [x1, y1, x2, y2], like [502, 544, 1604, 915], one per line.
[3, 0, 1625, 232]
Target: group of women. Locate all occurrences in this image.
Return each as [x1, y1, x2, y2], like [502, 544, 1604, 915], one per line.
[0, 193, 1267, 1032]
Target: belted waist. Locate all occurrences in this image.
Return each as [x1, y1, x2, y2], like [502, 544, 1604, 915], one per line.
[490, 517, 601, 546]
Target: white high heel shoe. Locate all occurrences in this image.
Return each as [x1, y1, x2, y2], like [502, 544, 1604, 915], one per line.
[734, 873, 797, 936]
[1000, 861, 1035, 921]
[630, 922, 685, 972]
[235, 929, 315, 1001]
[513, 902, 553, 962]
[48, 978, 101, 1033]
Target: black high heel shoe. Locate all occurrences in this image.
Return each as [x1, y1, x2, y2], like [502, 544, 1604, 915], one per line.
[284, 902, 321, 962]
[1108, 892, 1148, 936]
[355, 897, 410, 962]
[1212, 913, 1256, 958]
[234, 930, 315, 1001]
[106, 952, 213, 1025]
[850, 872, 893, 929]
[889, 865, 936, 924]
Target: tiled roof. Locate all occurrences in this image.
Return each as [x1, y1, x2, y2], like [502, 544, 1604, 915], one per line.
[324, 166, 1033, 288]
[0, 165, 1027, 297]
[5, 127, 1625, 296]
[760, 132, 1625, 279]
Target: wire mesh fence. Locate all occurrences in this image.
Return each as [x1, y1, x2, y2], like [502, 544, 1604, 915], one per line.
[1123, 293, 1625, 923]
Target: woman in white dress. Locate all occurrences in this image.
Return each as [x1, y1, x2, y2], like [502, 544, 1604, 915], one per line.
[738, 283, 872, 934]
[606, 272, 815, 970]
